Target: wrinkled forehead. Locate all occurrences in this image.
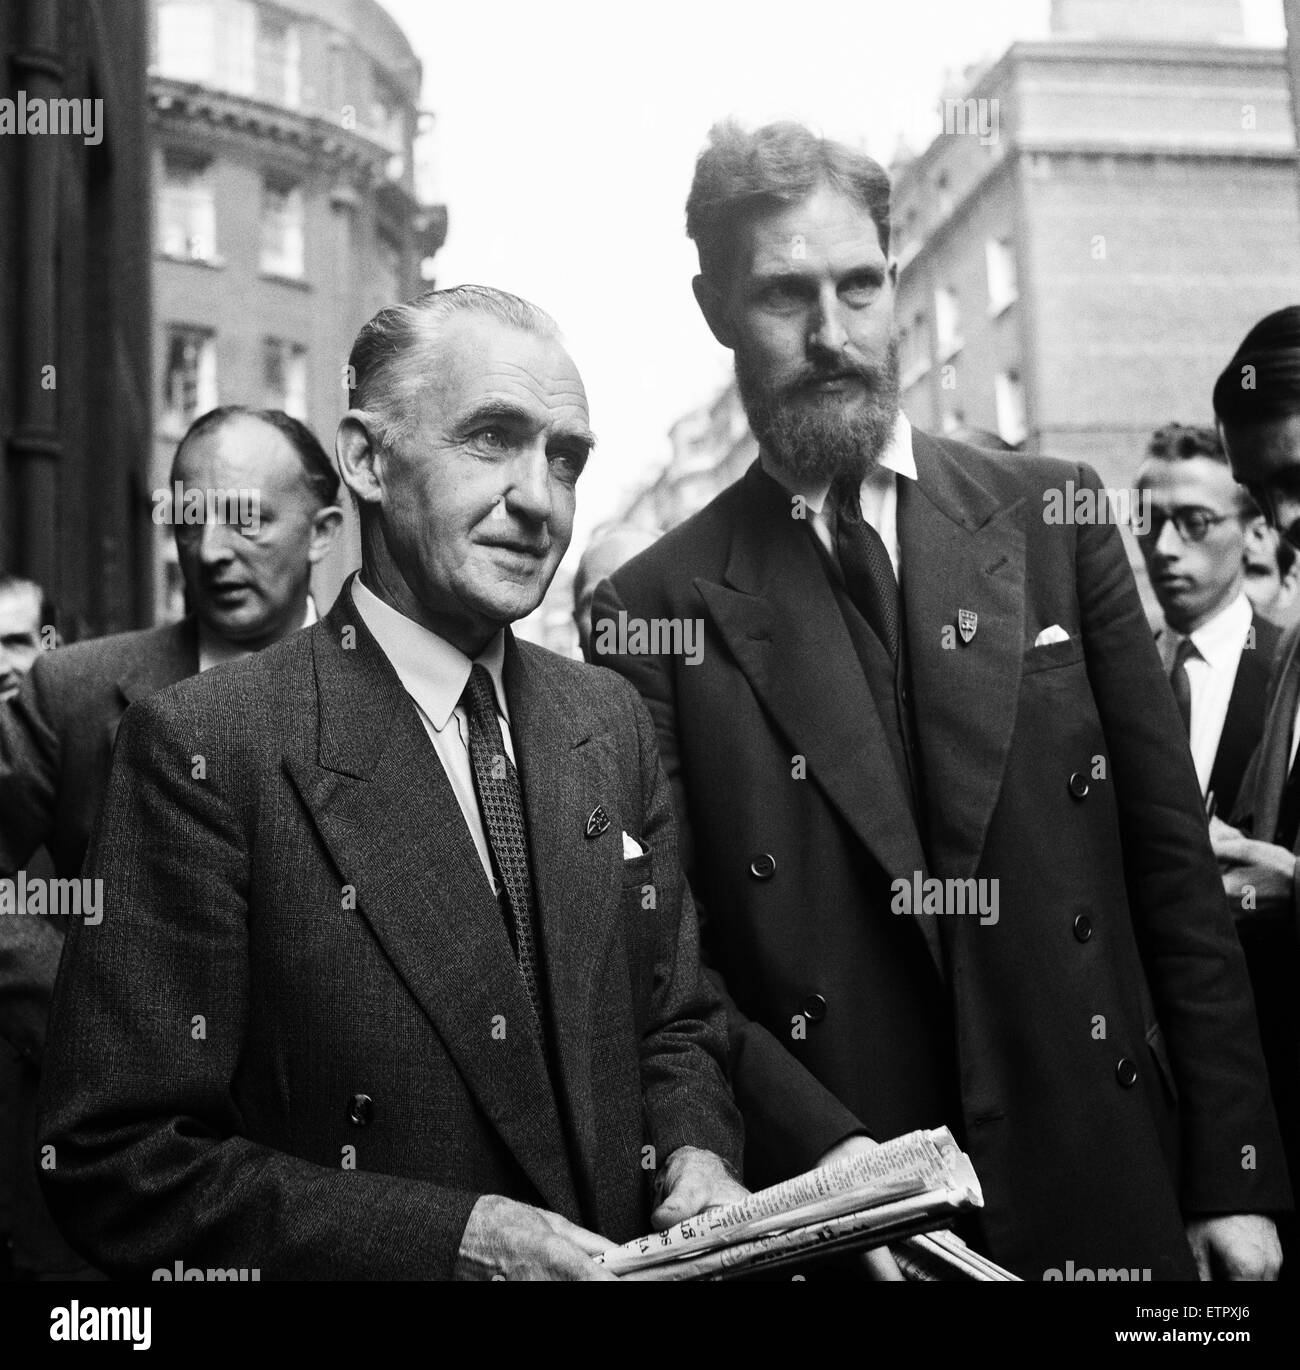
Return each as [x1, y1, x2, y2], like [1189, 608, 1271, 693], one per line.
[741, 184, 887, 276]
[415, 315, 590, 433]
[175, 416, 312, 497]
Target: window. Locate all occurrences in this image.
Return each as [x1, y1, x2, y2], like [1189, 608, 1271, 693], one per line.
[370, 75, 406, 153]
[934, 287, 962, 359]
[256, 11, 300, 108]
[155, 0, 216, 83]
[162, 326, 217, 435]
[159, 153, 217, 262]
[260, 177, 305, 278]
[262, 338, 307, 418]
[994, 370, 1027, 446]
[902, 311, 930, 387]
[986, 237, 1018, 314]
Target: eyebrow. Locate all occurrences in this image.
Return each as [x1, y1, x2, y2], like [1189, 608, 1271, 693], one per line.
[457, 399, 596, 451]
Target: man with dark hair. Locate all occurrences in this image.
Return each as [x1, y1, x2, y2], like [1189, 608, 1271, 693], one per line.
[1243, 519, 1298, 623]
[0, 406, 341, 1280]
[1135, 422, 1280, 819]
[38, 286, 744, 1280]
[1210, 306, 1300, 1276]
[593, 119, 1288, 1280]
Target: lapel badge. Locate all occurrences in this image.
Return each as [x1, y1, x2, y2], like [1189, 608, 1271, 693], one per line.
[958, 608, 978, 644]
[585, 805, 611, 839]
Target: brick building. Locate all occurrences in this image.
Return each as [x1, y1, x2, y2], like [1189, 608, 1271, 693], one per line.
[149, 0, 445, 618]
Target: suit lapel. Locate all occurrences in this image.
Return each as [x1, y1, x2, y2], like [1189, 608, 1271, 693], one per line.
[699, 463, 936, 971]
[117, 619, 199, 704]
[899, 433, 1026, 882]
[1207, 614, 1270, 815]
[282, 584, 581, 1219]
[502, 634, 616, 1218]
[1251, 628, 1300, 843]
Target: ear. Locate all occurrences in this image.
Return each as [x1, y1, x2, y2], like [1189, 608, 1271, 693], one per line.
[692, 274, 736, 350]
[307, 504, 345, 564]
[336, 412, 383, 506]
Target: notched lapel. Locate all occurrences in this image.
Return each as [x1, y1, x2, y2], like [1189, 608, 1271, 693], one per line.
[283, 595, 580, 1219]
[701, 464, 928, 890]
[502, 637, 617, 1209]
[900, 441, 1026, 881]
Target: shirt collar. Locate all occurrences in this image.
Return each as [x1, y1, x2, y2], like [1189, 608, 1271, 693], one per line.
[759, 410, 916, 515]
[1183, 590, 1254, 671]
[350, 575, 508, 732]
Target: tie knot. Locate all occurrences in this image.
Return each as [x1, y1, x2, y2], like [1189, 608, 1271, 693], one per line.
[1172, 636, 1199, 669]
[830, 472, 864, 524]
[460, 662, 498, 724]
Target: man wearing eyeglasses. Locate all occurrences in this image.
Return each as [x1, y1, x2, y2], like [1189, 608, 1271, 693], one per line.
[1135, 423, 1280, 821]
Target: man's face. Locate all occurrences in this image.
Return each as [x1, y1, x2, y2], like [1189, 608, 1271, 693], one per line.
[1136, 456, 1248, 634]
[363, 315, 592, 648]
[0, 582, 43, 701]
[173, 416, 328, 650]
[1222, 413, 1300, 553]
[701, 181, 900, 484]
[1241, 516, 1292, 616]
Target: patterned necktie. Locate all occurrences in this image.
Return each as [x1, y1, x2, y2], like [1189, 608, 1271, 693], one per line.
[831, 474, 901, 661]
[1169, 636, 1196, 737]
[459, 663, 545, 1031]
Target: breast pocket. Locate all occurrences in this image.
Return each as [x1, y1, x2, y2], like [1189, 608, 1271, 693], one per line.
[1022, 636, 1085, 675]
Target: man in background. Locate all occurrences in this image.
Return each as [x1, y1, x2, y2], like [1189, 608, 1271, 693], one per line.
[572, 523, 659, 661]
[1211, 306, 1300, 1277]
[0, 576, 55, 705]
[1243, 517, 1298, 625]
[0, 405, 342, 1279]
[1135, 422, 1280, 820]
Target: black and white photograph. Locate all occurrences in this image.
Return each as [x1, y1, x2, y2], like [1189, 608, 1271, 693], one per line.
[2, 0, 1299, 1352]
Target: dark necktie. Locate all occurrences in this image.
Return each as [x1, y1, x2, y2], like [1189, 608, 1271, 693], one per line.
[1169, 636, 1196, 737]
[831, 474, 900, 661]
[459, 663, 545, 1031]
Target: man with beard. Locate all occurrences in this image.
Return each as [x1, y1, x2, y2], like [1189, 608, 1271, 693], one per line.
[592, 120, 1289, 1281]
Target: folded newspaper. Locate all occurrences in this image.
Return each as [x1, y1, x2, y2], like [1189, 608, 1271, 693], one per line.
[596, 1126, 996, 1280]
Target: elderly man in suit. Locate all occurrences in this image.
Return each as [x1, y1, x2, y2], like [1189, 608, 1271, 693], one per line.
[1135, 423, 1281, 820]
[38, 285, 744, 1281]
[592, 120, 1288, 1281]
[1, 406, 341, 1281]
[1211, 306, 1300, 1278]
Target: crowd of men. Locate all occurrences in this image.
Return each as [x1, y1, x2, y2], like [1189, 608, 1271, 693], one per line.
[1, 119, 1299, 1282]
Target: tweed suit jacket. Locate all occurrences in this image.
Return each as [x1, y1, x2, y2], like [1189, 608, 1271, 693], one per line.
[37, 580, 741, 1279]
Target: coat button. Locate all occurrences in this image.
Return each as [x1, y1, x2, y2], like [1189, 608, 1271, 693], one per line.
[1068, 772, 1090, 799]
[802, 993, 827, 1022]
[750, 853, 777, 880]
[347, 1093, 374, 1125]
[1073, 914, 1092, 943]
[1115, 1059, 1138, 1088]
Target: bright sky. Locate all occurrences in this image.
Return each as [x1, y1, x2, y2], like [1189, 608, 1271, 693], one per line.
[380, 0, 1286, 548]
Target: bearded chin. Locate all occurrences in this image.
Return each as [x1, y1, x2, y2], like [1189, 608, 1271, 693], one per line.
[737, 338, 901, 485]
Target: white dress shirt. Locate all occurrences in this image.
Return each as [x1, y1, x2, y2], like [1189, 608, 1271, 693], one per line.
[198, 596, 318, 673]
[351, 576, 509, 892]
[1156, 590, 1254, 797]
[759, 410, 918, 578]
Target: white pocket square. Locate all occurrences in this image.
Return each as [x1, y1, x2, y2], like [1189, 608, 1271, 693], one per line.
[622, 831, 647, 859]
[1034, 625, 1069, 647]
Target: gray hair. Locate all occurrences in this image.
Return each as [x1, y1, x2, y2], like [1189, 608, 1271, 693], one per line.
[346, 285, 560, 449]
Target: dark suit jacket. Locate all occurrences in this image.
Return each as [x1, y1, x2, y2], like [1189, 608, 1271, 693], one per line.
[594, 433, 1290, 1281]
[0, 619, 197, 884]
[37, 581, 741, 1279]
[1153, 612, 1281, 822]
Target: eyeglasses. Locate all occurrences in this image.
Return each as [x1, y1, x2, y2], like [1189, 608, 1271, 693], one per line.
[1136, 507, 1234, 544]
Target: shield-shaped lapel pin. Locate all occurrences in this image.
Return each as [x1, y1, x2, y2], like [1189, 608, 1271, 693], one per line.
[585, 805, 611, 839]
[958, 608, 978, 644]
